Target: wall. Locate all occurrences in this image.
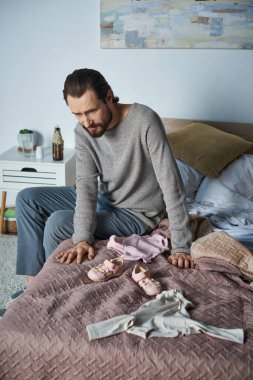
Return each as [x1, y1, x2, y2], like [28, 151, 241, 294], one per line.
[1, 0, 253, 204]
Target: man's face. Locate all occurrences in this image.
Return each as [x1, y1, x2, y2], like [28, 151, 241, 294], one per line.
[67, 89, 112, 138]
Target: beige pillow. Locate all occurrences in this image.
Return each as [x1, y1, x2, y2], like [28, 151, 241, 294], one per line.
[167, 123, 253, 177]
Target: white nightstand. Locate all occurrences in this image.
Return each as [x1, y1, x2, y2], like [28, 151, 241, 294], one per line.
[0, 146, 76, 233]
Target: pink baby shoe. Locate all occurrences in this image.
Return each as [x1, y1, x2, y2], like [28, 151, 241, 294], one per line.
[132, 264, 162, 296]
[88, 257, 124, 282]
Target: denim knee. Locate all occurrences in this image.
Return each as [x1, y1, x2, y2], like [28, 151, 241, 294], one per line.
[43, 210, 74, 257]
[45, 210, 66, 231]
[16, 187, 38, 210]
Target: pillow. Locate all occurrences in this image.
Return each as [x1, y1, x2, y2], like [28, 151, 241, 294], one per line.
[167, 123, 253, 178]
[195, 154, 253, 208]
[176, 159, 204, 200]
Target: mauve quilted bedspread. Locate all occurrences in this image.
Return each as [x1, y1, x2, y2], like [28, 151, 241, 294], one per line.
[0, 219, 253, 380]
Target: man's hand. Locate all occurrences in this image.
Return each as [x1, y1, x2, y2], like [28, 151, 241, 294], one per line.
[55, 240, 95, 264]
[168, 252, 194, 269]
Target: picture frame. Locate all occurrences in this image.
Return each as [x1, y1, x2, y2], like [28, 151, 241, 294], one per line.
[100, 0, 253, 49]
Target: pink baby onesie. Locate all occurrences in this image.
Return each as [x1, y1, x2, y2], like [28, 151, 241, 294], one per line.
[107, 234, 170, 263]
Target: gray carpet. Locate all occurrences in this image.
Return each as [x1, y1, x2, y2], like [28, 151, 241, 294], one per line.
[0, 235, 26, 308]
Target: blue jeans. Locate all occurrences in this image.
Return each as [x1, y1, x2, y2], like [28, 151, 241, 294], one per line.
[16, 186, 146, 276]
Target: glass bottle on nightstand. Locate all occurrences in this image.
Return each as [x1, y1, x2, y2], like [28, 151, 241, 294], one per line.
[52, 126, 64, 161]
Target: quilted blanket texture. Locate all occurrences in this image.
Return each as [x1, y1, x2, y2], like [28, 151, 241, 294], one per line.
[0, 217, 252, 380]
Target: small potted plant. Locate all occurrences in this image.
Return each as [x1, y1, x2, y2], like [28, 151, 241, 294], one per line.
[18, 129, 34, 149]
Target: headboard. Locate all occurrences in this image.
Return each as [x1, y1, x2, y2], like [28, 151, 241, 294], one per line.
[162, 118, 253, 153]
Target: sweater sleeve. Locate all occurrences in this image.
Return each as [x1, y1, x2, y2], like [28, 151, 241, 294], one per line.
[72, 125, 99, 246]
[146, 114, 192, 254]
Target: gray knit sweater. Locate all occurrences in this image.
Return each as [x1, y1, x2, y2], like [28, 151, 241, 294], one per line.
[73, 103, 192, 254]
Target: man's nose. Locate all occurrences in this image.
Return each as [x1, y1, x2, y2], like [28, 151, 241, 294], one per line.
[80, 114, 92, 128]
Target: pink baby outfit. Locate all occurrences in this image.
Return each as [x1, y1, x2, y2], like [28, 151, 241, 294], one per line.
[107, 234, 170, 263]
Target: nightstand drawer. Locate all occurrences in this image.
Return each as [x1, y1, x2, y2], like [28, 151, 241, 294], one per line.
[0, 147, 76, 193]
[2, 169, 58, 187]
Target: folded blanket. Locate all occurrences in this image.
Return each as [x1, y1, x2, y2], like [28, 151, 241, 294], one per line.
[191, 231, 253, 281]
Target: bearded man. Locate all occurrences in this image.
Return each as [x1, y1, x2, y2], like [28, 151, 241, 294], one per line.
[16, 68, 193, 284]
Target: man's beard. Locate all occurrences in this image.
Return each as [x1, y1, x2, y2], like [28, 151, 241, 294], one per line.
[85, 106, 112, 138]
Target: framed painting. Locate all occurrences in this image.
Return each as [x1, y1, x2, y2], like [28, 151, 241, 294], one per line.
[100, 0, 253, 49]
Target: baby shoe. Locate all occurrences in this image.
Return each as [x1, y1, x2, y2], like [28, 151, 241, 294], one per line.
[88, 257, 124, 282]
[132, 264, 162, 296]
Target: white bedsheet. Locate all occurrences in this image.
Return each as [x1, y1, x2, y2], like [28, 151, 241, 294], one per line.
[177, 154, 253, 249]
[187, 201, 253, 250]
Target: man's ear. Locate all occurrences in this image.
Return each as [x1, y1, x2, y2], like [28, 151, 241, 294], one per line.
[106, 89, 114, 103]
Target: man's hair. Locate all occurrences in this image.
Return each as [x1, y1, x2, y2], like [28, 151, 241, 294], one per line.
[63, 68, 119, 104]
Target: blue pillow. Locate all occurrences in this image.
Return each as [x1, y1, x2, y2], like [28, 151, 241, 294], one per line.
[176, 159, 205, 201]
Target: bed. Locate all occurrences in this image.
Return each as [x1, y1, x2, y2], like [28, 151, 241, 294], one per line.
[0, 119, 253, 380]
